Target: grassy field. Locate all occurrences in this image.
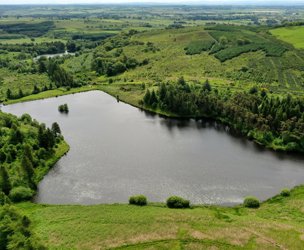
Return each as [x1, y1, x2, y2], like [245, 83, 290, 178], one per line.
[271, 26, 304, 49]
[16, 185, 304, 249]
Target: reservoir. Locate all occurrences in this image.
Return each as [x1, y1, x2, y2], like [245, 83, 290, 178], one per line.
[2, 91, 304, 205]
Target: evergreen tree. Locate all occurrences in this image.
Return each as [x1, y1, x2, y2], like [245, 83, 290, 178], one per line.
[143, 89, 151, 105]
[21, 155, 34, 182]
[23, 144, 34, 166]
[6, 89, 12, 99]
[150, 90, 158, 106]
[51, 122, 61, 136]
[0, 165, 11, 195]
[18, 89, 24, 98]
[203, 79, 212, 92]
[10, 127, 23, 145]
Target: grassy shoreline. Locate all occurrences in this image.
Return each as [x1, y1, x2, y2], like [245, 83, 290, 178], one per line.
[14, 185, 304, 249]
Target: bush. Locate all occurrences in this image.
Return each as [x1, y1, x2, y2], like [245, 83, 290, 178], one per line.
[9, 186, 34, 202]
[280, 189, 291, 197]
[0, 192, 11, 205]
[58, 103, 69, 113]
[129, 195, 147, 206]
[166, 196, 190, 208]
[243, 196, 260, 208]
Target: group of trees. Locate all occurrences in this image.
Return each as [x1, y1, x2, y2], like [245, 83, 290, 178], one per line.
[142, 78, 304, 152]
[91, 55, 144, 76]
[0, 41, 65, 56]
[0, 21, 54, 37]
[2, 44, 81, 101]
[91, 31, 149, 76]
[6, 84, 55, 100]
[45, 59, 74, 87]
[0, 112, 63, 202]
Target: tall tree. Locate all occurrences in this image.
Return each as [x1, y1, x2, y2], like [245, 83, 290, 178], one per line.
[0, 165, 11, 195]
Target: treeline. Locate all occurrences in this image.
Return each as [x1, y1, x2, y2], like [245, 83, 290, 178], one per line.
[71, 33, 114, 41]
[0, 21, 54, 37]
[0, 111, 64, 202]
[142, 78, 304, 152]
[187, 14, 257, 21]
[6, 83, 54, 100]
[0, 41, 65, 56]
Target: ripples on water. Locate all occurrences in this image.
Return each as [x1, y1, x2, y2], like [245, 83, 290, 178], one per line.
[2, 91, 304, 205]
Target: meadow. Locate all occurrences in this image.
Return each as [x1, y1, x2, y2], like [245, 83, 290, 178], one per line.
[16, 185, 304, 249]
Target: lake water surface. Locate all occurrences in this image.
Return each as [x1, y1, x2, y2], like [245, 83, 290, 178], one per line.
[2, 91, 304, 205]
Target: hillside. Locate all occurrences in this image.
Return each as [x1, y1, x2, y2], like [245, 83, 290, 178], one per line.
[89, 25, 304, 96]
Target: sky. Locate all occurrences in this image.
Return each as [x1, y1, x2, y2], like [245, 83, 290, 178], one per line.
[1, 0, 304, 5]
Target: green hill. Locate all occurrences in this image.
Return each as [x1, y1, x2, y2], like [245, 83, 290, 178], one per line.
[90, 25, 304, 96]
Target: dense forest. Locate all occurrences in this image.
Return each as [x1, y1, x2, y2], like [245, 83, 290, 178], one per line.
[0, 111, 67, 249]
[142, 79, 304, 152]
[0, 111, 66, 202]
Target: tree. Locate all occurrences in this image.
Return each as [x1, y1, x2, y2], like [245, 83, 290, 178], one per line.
[23, 144, 34, 166]
[39, 126, 55, 150]
[177, 76, 186, 86]
[51, 122, 61, 136]
[143, 89, 151, 105]
[6, 89, 12, 99]
[38, 57, 47, 73]
[66, 41, 77, 53]
[32, 85, 40, 94]
[21, 155, 34, 183]
[150, 90, 158, 107]
[0, 165, 11, 195]
[203, 79, 211, 92]
[10, 126, 23, 145]
[18, 89, 24, 98]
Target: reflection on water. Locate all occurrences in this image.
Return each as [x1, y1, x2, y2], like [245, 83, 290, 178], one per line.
[2, 90, 304, 205]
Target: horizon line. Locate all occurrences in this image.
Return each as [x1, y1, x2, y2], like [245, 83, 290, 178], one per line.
[1, 3, 304, 6]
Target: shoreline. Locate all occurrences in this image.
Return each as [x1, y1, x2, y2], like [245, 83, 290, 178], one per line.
[3, 84, 304, 154]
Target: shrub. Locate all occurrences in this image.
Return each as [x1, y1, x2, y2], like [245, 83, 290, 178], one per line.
[243, 196, 260, 208]
[9, 186, 34, 202]
[0, 192, 11, 205]
[166, 196, 190, 208]
[129, 195, 147, 206]
[58, 103, 69, 113]
[280, 189, 291, 197]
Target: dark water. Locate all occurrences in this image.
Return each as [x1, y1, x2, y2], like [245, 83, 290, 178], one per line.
[2, 91, 304, 205]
